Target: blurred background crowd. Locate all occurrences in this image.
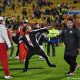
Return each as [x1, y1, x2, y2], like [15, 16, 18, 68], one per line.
[0, 0, 80, 30]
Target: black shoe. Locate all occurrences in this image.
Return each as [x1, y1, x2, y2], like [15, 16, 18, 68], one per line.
[49, 64, 56, 67]
[23, 69, 28, 72]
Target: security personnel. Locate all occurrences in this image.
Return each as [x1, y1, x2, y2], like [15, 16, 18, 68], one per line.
[47, 26, 59, 56]
[60, 18, 80, 76]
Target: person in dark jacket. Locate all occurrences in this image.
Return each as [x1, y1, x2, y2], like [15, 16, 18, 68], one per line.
[35, 30, 48, 60]
[19, 27, 56, 72]
[60, 18, 80, 76]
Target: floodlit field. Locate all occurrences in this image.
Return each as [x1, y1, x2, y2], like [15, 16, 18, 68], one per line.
[0, 44, 80, 80]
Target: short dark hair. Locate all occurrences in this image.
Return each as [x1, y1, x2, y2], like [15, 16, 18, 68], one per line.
[67, 17, 73, 22]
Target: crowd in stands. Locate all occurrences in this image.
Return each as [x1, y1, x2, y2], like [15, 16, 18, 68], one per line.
[0, 0, 80, 31]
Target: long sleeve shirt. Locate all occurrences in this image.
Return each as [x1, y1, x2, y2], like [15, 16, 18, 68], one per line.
[0, 24, 11, 48]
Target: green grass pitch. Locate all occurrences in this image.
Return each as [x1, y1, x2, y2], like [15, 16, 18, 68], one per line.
[0, 44, 80, 80]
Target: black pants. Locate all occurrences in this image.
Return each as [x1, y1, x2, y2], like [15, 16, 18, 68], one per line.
[47, 42, 55, 56]
[64, 55, 77, 72]
[24, 48, 55, 70]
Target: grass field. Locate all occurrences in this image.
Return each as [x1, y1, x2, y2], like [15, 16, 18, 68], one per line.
[0, 44, 80, 80]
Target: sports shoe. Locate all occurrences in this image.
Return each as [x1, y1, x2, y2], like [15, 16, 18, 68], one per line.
[65, 71, 74, 76]
[5, 75, 13, 79]
[15, 56, 19, 59]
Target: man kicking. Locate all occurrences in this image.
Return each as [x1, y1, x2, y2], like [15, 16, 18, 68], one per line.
[19, 27, 56, 72]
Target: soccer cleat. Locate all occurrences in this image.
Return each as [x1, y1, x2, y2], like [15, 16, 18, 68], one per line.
[5, 75, 13, 79]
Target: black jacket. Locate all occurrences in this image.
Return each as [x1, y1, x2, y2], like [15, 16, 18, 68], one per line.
[19, 28, 48, 51]
[61, 27, 80, 56]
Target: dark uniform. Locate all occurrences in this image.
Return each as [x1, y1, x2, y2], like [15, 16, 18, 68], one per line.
[61, 27, 80, 72]
[19, 28, 56, 72]
[47, 37, 56, 56]
[36, 32, 48, 46]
